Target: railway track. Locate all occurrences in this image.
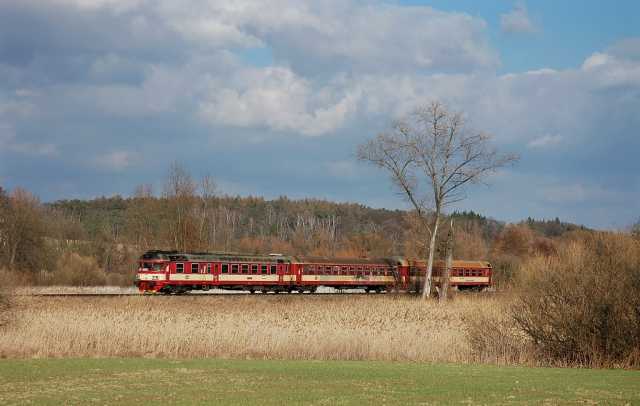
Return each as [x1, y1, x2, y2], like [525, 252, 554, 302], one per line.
[22, 291, 381, 297]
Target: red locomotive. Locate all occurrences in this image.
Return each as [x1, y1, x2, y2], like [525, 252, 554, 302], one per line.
[134, 250, 492, 294]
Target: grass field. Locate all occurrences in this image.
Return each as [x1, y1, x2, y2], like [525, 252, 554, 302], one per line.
[0, 358, 638, 405]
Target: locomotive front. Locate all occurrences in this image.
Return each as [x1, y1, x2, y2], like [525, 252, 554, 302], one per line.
[134, 250, 170, 293]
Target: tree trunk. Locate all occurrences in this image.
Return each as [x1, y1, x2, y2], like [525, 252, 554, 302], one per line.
[421, 213, 440, 300]
[440, 219, 454, 303]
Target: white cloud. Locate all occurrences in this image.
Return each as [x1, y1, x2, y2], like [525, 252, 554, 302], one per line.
[500, 2, 537, 34]
[0, 124, 57, 157]
[527, 134, 563, 149]
[198, 66, 361, 136]
[32, 0, 498, 74]
[94, 151, 133, 171]
[254, 2, 498, 74]
[541, 183, 616, 205]
[325, 160, 360, 180]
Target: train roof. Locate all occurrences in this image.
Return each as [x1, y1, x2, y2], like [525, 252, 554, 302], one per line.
[413, 259, 492, 268]
[293, 256, 395, 265]
[140, 250, 292, 263]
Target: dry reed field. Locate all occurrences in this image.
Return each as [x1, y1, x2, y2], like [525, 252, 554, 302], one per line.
[0, 294, 509, 362]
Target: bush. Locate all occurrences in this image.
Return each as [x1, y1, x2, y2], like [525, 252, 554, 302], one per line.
[0, 291, 9, 328]
[106, 272, 133, 287]
[489, 254, 522, 289]
[512, 233, 640, 367]
[465, 310, 533, 365]
[47, 252, 107, 286]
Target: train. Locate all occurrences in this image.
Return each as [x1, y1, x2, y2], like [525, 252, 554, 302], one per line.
[134, 250, 492, 294]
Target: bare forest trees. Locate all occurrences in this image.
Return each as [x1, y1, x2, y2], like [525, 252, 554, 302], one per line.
[164, 162, 199, 251]
[358, 101, 517, 300]
[0, 187, 49, 272]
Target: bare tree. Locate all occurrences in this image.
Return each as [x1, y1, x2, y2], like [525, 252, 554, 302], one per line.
[0, 188, 48, 272]
[358, 101, 517, 299]
[440, 219, 454, 302]
[199, 174, 218, 249]
[631, 218, 640, 241]
[163, 162, 198, 251]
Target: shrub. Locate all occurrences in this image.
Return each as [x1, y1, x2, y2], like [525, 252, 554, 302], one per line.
[0, 271, 11, 328]
[106, 272, 133, 287]
[49, 252, 107, 286]
[0, 291, 9, 327]
[512, 233, 640, 367]
[489, 254, 522, 289]
[465, 310, 533, 365]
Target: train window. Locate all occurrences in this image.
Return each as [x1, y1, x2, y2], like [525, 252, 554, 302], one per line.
[251, 264, 258, 274]
[242, 264, 249, 274]
[191, 263, 198, 273]
[176, 263, 184, 273]
[261, 265, 268, 274]
[232, 264, 239, 274]
[222, 264, 228, 274]
[270, 265, 277, 274]
[207, 263, 212, 274]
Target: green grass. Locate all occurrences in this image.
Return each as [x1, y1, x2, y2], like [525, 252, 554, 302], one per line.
[0, 359, 638, 405]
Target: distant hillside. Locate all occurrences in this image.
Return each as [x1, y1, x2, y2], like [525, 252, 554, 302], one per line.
[47, 196, 588, 250]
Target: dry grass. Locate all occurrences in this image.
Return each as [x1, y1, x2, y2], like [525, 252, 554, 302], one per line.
[0, 294, 513, 363]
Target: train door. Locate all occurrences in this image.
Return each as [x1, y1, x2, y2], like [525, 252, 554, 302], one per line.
[277, 262, 284, 284]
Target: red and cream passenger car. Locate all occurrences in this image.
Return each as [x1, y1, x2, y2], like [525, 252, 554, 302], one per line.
[134, 250, 492, 294]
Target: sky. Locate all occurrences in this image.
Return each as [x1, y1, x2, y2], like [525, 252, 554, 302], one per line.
[1, 0, 639, 229]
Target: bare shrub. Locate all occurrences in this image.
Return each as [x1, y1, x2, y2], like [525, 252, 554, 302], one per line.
[105, 272, 132, 287]
[489, 254, 521, 289]
[0, 269, 13, 329]
[47, 252, 107, 286]
[0, 293, 9, 329]
[512, 233, 640, 367]
[465, 309, 533, 365]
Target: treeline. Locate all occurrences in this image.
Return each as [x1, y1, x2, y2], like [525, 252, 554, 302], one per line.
[0, 163, 611, 288]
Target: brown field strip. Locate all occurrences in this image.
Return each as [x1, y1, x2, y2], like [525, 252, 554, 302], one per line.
[0, 294, 505, 362]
